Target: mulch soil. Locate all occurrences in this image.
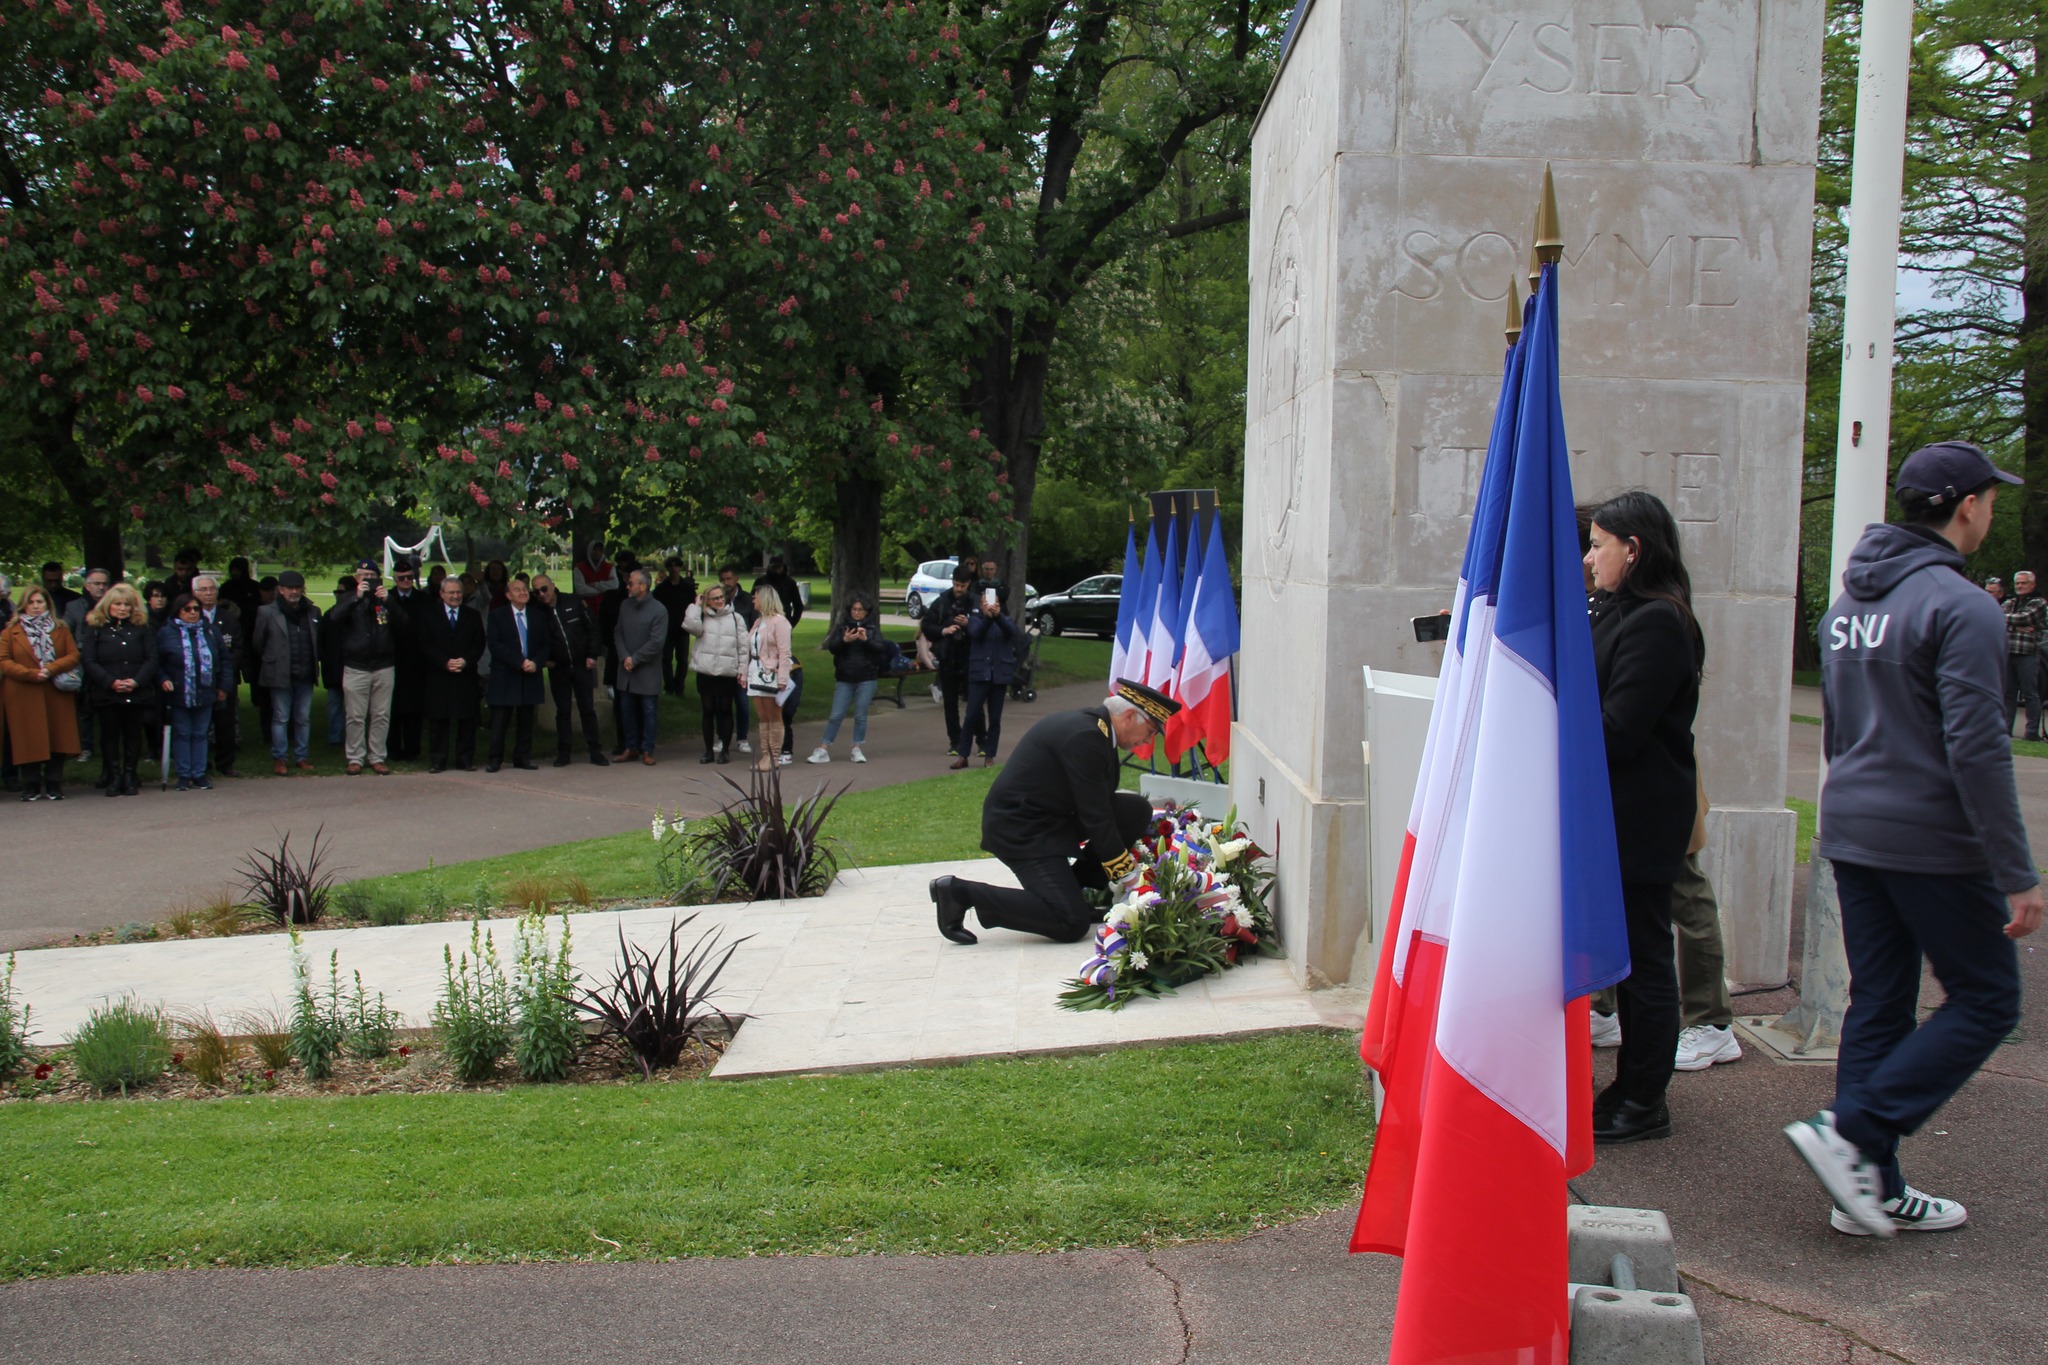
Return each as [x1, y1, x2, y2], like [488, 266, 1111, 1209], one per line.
[3, 1031, 728, 1106]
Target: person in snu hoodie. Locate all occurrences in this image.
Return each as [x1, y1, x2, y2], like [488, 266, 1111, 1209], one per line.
[1784, 440, 2043, 1241]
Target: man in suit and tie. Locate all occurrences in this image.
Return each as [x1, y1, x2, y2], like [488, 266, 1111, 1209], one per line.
[485, 578, 551, 771]
[419, 574, 485, 772]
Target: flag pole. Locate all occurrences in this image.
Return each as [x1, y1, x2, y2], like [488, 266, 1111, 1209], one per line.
[1769, 0, 1917, 1055]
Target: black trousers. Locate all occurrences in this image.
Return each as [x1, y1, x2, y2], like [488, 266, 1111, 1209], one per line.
[95, 704, 147, 778]
[489, 704, 535, 765]
[427, 716, 478, 768]
[1832, 861, 2022, 1201]
[954, 793, 1153, 942]
[697, 672, 739, 752]
[390, 688, 424, 760]
[940, 670, 968, 751]
[964, 678, 1008, 758]
[1606, 879, 1681, 1108]
[210, 688, 239, 773]
[663, 633, 689, 693]
[548, 664, 604, 756]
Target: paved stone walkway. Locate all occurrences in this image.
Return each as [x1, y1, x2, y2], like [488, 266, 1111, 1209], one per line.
[11, 858, 1348, 1068]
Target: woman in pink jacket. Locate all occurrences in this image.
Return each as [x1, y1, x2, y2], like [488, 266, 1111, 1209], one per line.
[747, 585, 794, 772]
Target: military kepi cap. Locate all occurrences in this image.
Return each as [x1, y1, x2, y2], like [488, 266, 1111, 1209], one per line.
[1895, 441, 2022, 506]
[1114, 678, 1182, 731]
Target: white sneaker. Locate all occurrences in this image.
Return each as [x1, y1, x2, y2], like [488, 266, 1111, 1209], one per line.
[776, 752, 792, 766]
[1589, 1011, 1622, 1048]
[806, 746, 831, 764]
[1831, 1185, 1967, 1236]
[1674, 1023, 1742, 1071]
[737, 739, 752, 754]
[850, 746, 867, 763]
[1784, 1111, 1894, 1237]
[930, 684, 943, 704]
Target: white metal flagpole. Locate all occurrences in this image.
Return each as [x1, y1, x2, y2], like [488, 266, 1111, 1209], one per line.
[1769, 0, 1916, 1056]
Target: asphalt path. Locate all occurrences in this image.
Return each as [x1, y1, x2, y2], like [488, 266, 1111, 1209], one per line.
[0, 677, 1112, 951]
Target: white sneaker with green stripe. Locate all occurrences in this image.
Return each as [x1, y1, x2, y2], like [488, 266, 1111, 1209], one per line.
[1831, 1186, 1968, 1236]
[1784, 1111, 1894, 1237]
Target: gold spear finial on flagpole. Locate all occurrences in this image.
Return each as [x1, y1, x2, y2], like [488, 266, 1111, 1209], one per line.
[1534, 163, 1563, 265]
[1504, 275, 1523, 345]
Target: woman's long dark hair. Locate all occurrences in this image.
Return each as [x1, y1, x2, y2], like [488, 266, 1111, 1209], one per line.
[1591, 490, 1705, 672]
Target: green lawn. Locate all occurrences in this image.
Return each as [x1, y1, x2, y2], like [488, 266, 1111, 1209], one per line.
[1787, 796, 1815, 863]
[0, 1032, 1368, 1278]
[351, 765, 1004, 908]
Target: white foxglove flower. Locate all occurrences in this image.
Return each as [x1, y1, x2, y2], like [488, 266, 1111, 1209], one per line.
[651, 814, 667, 841]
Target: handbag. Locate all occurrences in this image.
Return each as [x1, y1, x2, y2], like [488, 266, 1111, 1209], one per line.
[748, 661, 780, 695]
[53, 667, 82, 693]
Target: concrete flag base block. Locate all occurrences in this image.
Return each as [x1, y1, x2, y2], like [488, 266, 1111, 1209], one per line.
[1570, 1285, 1706, 1365]
[1567, 1205, 1703, 1365]
[1566, 1205, 1679, 1291]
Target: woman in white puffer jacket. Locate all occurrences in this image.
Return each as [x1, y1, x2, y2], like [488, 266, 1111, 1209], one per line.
[683, 584, 751, 764]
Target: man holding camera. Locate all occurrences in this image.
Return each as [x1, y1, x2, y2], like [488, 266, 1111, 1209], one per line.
[326, 560, 409, 775]
[920, 564, 980, 757]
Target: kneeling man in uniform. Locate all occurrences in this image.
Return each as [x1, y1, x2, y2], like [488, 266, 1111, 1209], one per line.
[930, 680, 1178, 944]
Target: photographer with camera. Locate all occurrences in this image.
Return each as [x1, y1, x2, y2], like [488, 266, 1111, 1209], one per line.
[807, 593, 891, 764]
[326, 560, 410, 775]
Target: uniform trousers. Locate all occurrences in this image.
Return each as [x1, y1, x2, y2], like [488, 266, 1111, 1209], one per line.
[952, 793, 1152, 942]
[1832, 861, 2022, 1201]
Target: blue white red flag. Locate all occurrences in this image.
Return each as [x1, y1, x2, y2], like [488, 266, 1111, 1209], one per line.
[1120, 520, 1162, 688]
[1166, 512, 1240, 763]
[1142, 516, 1183, 695]
[1353, 263, 1629, 1364]
[1109, 520, 1142, 687]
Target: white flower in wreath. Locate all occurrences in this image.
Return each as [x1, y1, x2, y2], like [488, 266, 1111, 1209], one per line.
[1214, 837, 1252, 868]
[1129, 949, 1150, 972]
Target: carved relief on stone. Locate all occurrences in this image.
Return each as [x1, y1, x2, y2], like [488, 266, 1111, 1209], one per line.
[1260, 206, 1309, 594]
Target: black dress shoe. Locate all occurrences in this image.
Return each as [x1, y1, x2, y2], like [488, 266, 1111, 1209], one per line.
[485, 762, 502, 773]
[513, 760, 539, 771]
[930, 876, 977, 945]
[430, 761, 447, 773]
[699, 751, 716, 765]
[553, 754, 574, 767]
[1592, 1097, 1672, 1146]
[715, 750, 730, 764]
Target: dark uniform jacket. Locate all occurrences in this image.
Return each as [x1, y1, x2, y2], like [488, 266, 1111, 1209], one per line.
[980, 705, 1136, 882]
[327, 593, 407, 671]
[415, 602, 486, 720]
[388, 588, 431, 714]
[199, 603, 242, 685]
[485, 603, 552, 707]
[1590, 587, 1699, 884]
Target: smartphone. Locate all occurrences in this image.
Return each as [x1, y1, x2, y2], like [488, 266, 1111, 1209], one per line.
[1412, 613, 1452, 643]
[982, 588, 997, 608]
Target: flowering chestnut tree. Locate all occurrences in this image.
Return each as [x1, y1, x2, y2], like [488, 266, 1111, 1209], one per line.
[0, 0, 1018, 572]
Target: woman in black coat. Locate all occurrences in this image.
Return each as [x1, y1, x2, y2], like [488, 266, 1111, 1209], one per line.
[1584, 490, 1702, 1145]
[79, 583, 159, 796]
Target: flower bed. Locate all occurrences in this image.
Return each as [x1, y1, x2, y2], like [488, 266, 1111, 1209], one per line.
[1059, 804, 1278, 1011]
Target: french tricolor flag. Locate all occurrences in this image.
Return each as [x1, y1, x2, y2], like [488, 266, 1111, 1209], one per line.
[1353, 263, 1629, 1364]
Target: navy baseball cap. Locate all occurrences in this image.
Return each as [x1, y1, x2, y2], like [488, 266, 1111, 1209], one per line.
[1894, 441, 2022, 506]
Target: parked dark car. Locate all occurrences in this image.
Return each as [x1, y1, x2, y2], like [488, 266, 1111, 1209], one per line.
[1024, 574, 1123, 638]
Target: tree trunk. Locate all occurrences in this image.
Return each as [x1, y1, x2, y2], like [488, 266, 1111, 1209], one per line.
[31, 405, 125, 576]
[830, 461, 885, 620]
[977, 316, 1054, 618]
[2024, 32, 2048, 572]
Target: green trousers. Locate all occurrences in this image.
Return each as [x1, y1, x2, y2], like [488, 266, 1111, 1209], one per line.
[1593, 852, 1733, 1030]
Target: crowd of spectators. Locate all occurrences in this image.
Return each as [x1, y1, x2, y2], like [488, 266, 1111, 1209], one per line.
[0, 543, 1021, 799]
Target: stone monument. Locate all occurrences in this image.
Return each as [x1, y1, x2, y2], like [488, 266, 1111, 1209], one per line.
[1233, 0, 1824, 989]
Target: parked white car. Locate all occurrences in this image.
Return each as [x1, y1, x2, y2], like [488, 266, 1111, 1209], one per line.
[903, 559, 1035, 618]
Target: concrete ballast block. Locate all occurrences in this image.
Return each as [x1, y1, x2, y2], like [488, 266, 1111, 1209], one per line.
[1569, 1286, 1705, 1365]
[1566, 1205, 1680, 1292]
